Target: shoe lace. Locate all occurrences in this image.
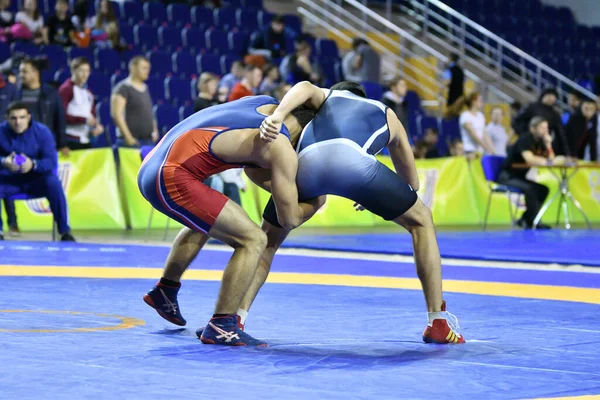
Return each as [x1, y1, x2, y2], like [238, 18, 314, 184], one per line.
[444, 311, 460, 333]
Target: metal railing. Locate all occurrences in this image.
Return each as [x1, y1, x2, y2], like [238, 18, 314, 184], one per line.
[401, 0, 597, 108]
[314, 0, 515, 107]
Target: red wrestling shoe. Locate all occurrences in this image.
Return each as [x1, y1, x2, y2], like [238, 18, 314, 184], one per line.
[422, 300, 466, 344]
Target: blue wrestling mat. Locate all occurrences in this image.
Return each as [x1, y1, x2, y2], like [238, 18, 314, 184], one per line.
[282, 230, 600, 266]
[1, 241, 600, 399]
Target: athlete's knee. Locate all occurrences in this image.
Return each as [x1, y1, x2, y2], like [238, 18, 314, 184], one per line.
[238, 228, 268, 254]
[395, 199, 434, 231]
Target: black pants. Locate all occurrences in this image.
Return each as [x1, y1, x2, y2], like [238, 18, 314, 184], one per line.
[498, 172, 549, 225]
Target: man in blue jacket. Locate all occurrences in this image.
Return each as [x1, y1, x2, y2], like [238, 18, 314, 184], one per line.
[0, 71, 19, 236]
[0, 102, 75, 241]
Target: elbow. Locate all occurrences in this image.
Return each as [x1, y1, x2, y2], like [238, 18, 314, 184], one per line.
[278, 215, 301, 231]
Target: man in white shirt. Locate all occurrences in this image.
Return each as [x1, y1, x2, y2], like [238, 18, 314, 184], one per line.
[485, 106, 509, 156]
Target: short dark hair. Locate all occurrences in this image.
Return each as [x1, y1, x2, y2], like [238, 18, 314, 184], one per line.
[450, 53, 460, 62]
[129, 55, 149, 69]
[22, 56, 49, 73]
[6, 101, 30, 115]
[450, 138, 463, 146]
[272, 14, 285, 24]
[330, 81, 367, 98]
[290, 105, 315, 129]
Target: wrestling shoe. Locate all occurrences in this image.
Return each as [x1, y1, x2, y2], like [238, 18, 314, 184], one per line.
[198, 315, 266, 347]
[195, 314, 244, 336]
[422, 300, 465, 344]
[143, 282, 187, 326]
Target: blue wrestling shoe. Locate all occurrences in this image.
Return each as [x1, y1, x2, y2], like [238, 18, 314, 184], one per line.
[198, 315, 266, 347]
[143, 282, 187, 326]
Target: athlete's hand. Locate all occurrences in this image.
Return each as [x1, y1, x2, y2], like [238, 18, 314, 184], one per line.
[260, 114, 283, 143]
[353, 202, 365, 212]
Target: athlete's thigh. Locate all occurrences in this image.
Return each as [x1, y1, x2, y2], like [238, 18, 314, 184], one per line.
[346, 160, 418, 221]
[210, 199, 263, 248]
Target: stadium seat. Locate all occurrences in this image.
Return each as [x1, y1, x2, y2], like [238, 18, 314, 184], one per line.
[11, 41, 38, 56]
[283, 14, 302, 36]
[320, 59, 339, 87]
[0, 42, 10, 62]
[54, 69, 70, 85]
[159, 26, 183, 52]
[42, 66, 60, 84]
[167, 3, 192, 27]
[182, 27, 207, 53]
[361, 81, 383, 100]
[120, 24, 135, 47]
[121, 1, 143, 25]
[213, 7, 236, 30]
[154, 103, 180, 135]
[257, 11, 273, 29]
[172, 51, 198, 77]
[165, 76, 194, 104]
[95, 101, 111, 127]
[191, 6, 214, 28]
[110, 72, 126, 89]
[404, 91, 421, 111]
[179, 104, 195, 120]
[134, 24, 159, 51]
[87, 74, 112, 100]
[143, 2, 167, 26]
[228, 31, 248, 55]
[236, 9, 259, 33]
[205, 30, 229, 54]
[41, 45, 67, 67]
[147, 51, 173, 76]
[95, 48, 121, 75]
[146, 77, 166, 102]
[196, 53, 221, 75]
[440, 118, 460, 141]
[220, 54, 241, 75]
[315, 39, 339, 59]
[243, 0, 263, 8]
[42, 0, 57, 16]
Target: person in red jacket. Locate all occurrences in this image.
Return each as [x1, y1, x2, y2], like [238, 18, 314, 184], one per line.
[227, 64, 262, 102]
[58, 57, 103, 150]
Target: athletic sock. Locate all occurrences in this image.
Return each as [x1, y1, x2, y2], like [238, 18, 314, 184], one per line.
[212, 313, 233, 319]
[159, 277, 180, 287]
[237, 308, 249, 325]
[427, 311, 445, 327]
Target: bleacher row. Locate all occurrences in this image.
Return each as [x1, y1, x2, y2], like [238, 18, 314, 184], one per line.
[443, 0, 600, 85]
[1, 0, 460, 152]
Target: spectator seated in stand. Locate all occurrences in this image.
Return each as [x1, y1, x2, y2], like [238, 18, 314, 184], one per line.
[279, 38, 322, 85]
[218, 60, 244, 100]
[88, 0, 117, 48]
[413, 140, 428, 160]
[227, 64, 262, 102]
[342, 38, 380, 84]
[449, 138, 465, 157]
[513, 88, 570, 156]
[562, 90, 582, 125]
[0, 0, 14, 30]
[47, 0, 76, 47]
[59, 57, 104, 150]
[258, 63, 279, 97]
[0, 101, 75, 242]
[249, 14, 293, 60]
[194, 72, 219, 112]
[12, 0, 48, 45]
[423, 128, 441, 158]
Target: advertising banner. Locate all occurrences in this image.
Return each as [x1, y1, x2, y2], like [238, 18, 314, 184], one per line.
[4, 148, 126, 231]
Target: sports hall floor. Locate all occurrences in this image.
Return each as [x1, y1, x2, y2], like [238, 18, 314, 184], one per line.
[2, 226, 600, 400]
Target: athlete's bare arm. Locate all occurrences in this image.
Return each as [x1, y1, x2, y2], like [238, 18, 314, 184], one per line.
[386, 108, 420, 191]
[260, 81, 329, 142]
[263, 135, 322, 230]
